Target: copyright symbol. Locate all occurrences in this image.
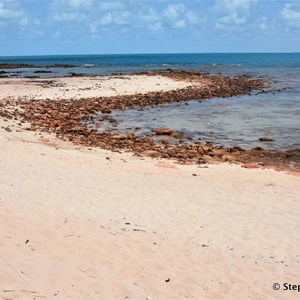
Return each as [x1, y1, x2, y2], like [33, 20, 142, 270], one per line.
[273, 283, 280, 291]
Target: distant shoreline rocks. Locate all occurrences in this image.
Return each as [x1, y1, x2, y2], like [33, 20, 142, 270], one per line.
[0, 63, 75, 69]
[34, 70, 53, 74]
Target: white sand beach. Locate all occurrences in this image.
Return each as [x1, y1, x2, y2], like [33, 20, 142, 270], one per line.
[0, 75, 300, 299]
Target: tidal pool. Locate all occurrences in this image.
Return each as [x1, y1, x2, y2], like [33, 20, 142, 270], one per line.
[90, 87, 299, 151]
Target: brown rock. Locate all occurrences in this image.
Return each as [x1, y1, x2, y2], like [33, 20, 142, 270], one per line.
[127, 133, 135, 139]
[154, 128, 174, 135]
[243, 163, 260, 169]
[112, 135, 127, 140]
[101, 109, 112, 114]
[197, 146, 205, 155]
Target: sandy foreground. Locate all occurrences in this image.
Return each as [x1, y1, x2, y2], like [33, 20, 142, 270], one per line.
[0, 75, 300, 300]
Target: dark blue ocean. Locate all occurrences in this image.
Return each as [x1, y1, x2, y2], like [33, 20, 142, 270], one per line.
[1, 53, 299, 150]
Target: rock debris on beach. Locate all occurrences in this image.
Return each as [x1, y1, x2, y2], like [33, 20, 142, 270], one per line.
[0, 70, 299, 172]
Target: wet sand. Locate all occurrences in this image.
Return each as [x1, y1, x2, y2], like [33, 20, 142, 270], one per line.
[0, 73, 300, 299]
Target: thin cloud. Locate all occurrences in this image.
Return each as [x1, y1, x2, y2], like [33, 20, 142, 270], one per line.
[164, 4, 185, 19]
[281, 4, 300, 21]
[0, 0, 24, 19]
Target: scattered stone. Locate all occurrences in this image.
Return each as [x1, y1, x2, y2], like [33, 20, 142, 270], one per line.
[3, 127, 12, 132]
[259, 137, 275, 142]
[154, 128, 174, 135]
[69, 72, 85, 77]
[172, 132, 184, 139]
[243, 163, 259, 169]
[112, 135, 127, 140]
[101, 109, 112, 114]
[127, 133, 135, 139]
[133, 229, 146, 232]
[34, 70, 53, 74]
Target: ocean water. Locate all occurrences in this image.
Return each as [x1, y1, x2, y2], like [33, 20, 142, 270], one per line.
[1, 53, 299, 150]
[1, 52, 300, 77]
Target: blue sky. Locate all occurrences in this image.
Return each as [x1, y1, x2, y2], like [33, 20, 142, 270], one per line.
[0, 0, 300, 55]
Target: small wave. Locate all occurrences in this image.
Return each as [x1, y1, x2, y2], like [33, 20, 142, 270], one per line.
[83, 64, 97, 67]
[211, 63, 241, 67]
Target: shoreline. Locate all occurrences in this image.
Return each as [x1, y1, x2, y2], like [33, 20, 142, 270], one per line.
[1, 70, 299, 173]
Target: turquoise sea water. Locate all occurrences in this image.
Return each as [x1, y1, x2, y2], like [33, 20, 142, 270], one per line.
[1, 53, 299, 150]
[1, 53, 300, 77]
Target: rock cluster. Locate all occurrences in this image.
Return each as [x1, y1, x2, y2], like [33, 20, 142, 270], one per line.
[1, 70, 299, 172]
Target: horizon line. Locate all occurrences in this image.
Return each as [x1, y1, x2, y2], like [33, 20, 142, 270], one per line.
[0, 51, 300, 58]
